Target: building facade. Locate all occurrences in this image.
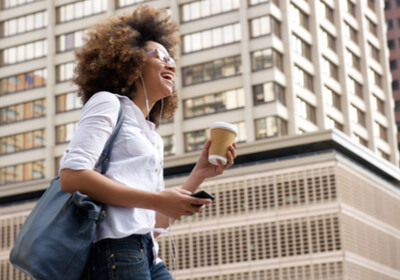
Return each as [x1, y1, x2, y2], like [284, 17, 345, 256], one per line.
[1, 0, 399, 279]
[159, 130, 400, 280]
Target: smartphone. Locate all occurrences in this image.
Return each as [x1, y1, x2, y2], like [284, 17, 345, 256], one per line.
[190, 190, 215, 206]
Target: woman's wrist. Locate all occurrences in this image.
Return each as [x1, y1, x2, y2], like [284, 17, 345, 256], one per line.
[181, 166, 205, 192]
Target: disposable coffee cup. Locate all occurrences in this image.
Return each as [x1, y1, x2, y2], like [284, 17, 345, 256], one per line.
[208, 122, 238, 166]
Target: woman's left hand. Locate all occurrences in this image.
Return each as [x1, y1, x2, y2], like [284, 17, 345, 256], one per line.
[193, 140, 237, 180]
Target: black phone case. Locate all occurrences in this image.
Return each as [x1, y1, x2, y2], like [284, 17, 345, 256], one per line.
[190, 190, 215, 201]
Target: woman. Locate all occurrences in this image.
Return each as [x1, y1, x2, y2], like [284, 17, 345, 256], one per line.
[59, 5, 237, 280]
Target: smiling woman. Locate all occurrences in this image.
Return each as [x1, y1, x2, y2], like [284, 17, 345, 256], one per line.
[57, 4, 237, 280]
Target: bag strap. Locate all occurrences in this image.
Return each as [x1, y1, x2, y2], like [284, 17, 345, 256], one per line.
[95, 103, 125, 174]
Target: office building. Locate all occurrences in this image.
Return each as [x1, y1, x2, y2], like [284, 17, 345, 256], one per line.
[1, 0, 399, 279]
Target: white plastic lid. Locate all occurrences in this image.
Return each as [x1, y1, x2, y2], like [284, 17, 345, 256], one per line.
[208, 155, 228, 166]
[209, 122, 238, 135]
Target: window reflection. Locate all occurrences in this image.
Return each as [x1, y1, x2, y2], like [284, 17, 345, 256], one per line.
[255, 116, 287, 139]
[323, 86, 341, 110]
[0, 128, 46, 155]
[251, 49, 283, 71]
[290, 3, 309, 29]
[162, 135, 175, 156]
[182, 55, 241, 86]
[2, 0, 42, 10]
[57, 30, 85, 52]
[56, 122, 78, 144]
[294, 65, 313, 91]
[296, 97, 316, 124]
[1, 39, 47, 66]
[250, 16, 270, 37]
[322, 57, 338, 80]
[0, 68, 47, 95]
[253, 82, 285, 105]
[0, 98, 46, 124]
[350, 105, 365, 126]
[183, 23, 241, 53]
[56, 62, 75, 83]
[1, 11, 47, 37]
[184, 88, 245, 118]
[56, 92, 82, 113]
[57, 0, 107, 23]
[0, 160, 45, 185]
[180, 0, 239, 22]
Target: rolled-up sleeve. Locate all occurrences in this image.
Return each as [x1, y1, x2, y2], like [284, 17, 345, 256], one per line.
[60, 91, 120, 171]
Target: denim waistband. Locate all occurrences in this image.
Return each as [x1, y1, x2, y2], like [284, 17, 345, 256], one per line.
[95, 233, 152, 247]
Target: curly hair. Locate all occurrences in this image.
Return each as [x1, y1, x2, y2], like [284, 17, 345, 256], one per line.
[73, 5, 180, 125]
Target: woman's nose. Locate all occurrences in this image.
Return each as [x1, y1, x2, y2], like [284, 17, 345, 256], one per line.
[165, 63, 176, 73]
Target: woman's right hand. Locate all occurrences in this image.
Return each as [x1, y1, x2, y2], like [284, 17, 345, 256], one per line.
[154, 187, 212, 219]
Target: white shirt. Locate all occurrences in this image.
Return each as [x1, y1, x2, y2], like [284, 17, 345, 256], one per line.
[60, 91, 165, 245]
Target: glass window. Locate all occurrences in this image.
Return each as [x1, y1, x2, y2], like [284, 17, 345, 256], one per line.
[0, 160, 45, 185]
[162, 135, 175, 156]
[212, 28, 222, 46]
[56, 92, 82, 112]
[2, 11, 47, 37]
[323, 86, 341, 110]
[182, 55, 241, 86]
[322, 57, 338, 80]
[0, 129, 45, 155]
[372, 95, 385, 114]
[393, 80, 399, 91]
[290, 4, 309, 29]
[185, 129, 208, 152]
[350, 104, 365, 126]
[368, 68, 382, 88]
[0, 98, 46, 124]
[347, 76, 362, 97]
[183, 22, 241, 53]
[201, 0, 211, 17]
[223, 25, 234, 44]
[201, 30, 212, 49]
[294, 66, 313, 91]
[296, 97, 316, 123]
[250, 16, 270, 37]
[212, 0, 222, 13]
[56, 122, 78, 144]
[57, 62, 75, 82]
[253, 82, 285, 105]
[388, 40, 395, 49]
[255, 116, 288, 139]
[183, 88, 245, 118]
[190, 1, 200, 20]
[374, 121, 387, 141]
[367, 43, 379, 62]
[2, 0, 41, 9]
[292, 33, 311, 60]
[344, 22, 358, 43]
[251, 48, 282, 71]
[319, 0, 334, 23]
[180, 0, 239, 22]
[57, 0, 107, 23]
[327, 116, 343, 131]
[366, 17, 378, 36]
[26, 14, 34, 31]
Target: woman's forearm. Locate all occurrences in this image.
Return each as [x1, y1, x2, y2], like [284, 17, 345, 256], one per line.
[59, 168, 158, 209]
[155, 166, 205, 232]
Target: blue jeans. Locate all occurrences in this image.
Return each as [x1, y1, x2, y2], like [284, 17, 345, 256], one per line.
[82, 234, 174, 280]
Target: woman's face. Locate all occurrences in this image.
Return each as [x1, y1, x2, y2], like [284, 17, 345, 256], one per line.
[139, 41, 176, 104]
